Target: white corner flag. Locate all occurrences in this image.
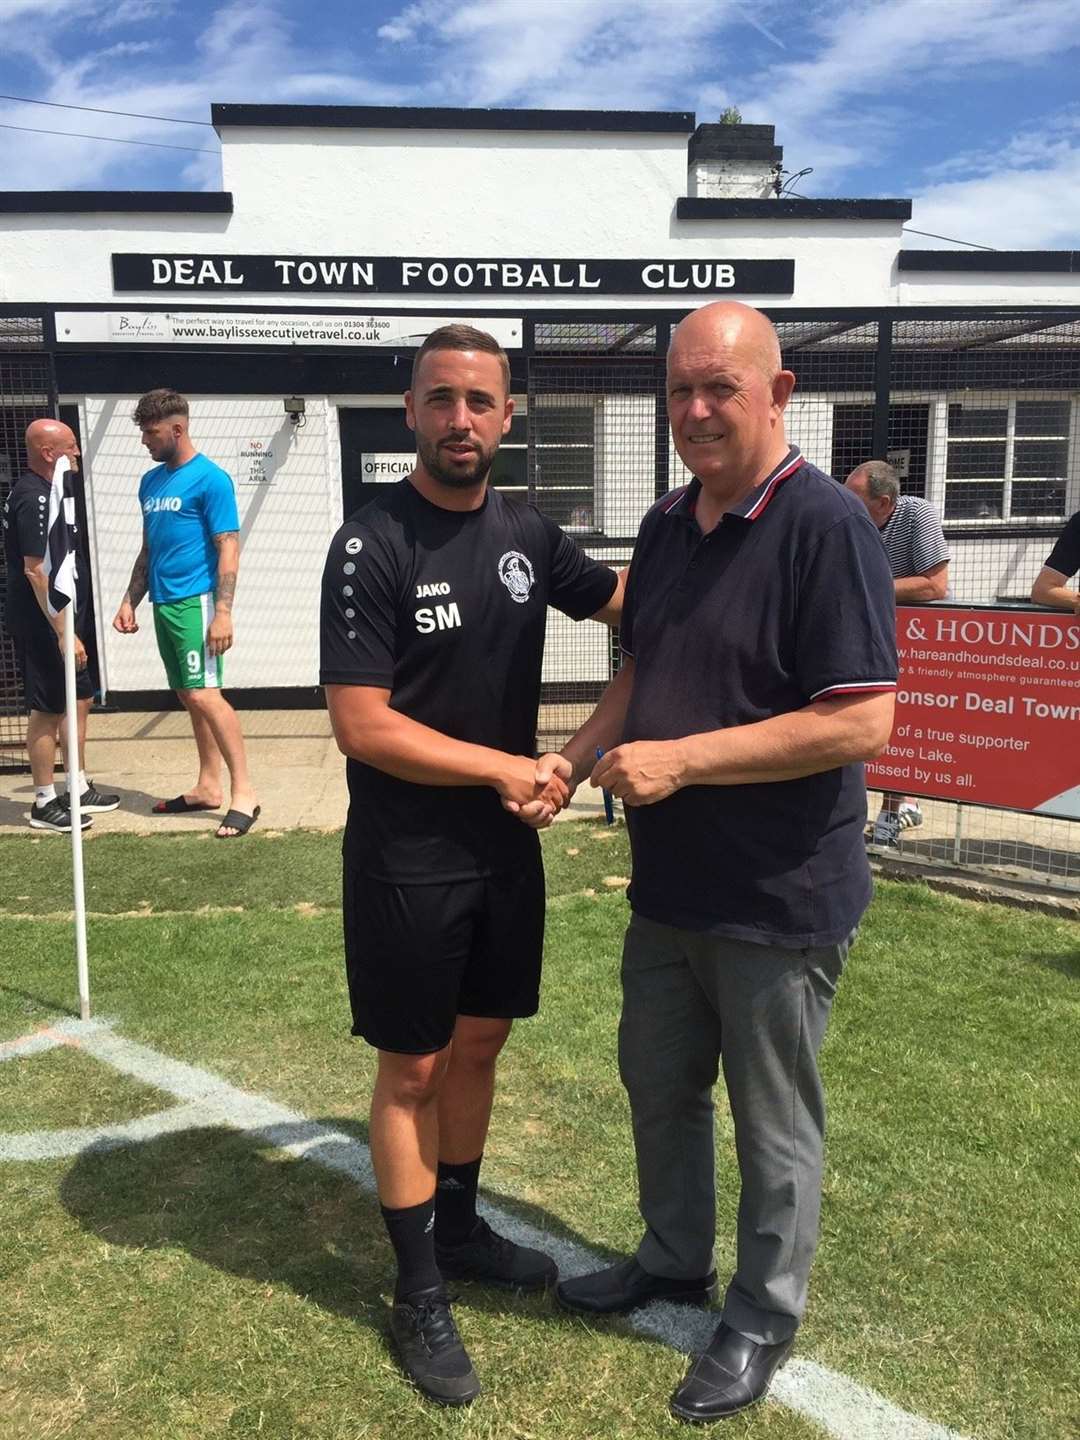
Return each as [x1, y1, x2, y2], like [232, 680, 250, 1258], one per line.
[41, 454, 91, 1021]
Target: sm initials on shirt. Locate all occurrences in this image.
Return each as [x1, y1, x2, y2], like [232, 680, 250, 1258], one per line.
[415, 601, 462, 633]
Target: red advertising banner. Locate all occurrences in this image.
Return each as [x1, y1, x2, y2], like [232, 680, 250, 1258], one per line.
[865, 606, 1080, 819]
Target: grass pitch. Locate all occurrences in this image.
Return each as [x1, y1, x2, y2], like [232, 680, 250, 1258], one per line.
[1, 823, 1077, 1440]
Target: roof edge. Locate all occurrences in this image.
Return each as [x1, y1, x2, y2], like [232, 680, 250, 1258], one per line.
[898, 249, 1080, 273]
[677, 197, 912, 220]
[0, 192, 232, 214]
[210, 103, 694, 135]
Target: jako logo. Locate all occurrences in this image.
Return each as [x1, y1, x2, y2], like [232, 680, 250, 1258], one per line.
[144, 496, 182, 514]
[416, 603, 462, 634]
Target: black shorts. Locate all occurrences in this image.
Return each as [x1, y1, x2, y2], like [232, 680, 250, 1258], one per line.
[15, 633, 93, 715]
[342, 857, 546, 1055]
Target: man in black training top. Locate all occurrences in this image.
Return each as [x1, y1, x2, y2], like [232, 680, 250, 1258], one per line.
[2, 418, 118, 831]
[1030, 509, 1080, 613]
[319, 324, 623, 1406]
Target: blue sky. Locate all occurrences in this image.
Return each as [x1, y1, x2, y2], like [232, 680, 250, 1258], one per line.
[2, 0, 1080, 247]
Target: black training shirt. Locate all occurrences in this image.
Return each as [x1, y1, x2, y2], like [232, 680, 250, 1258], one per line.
[1044, 511, 1080, 580]
[320, 479, 617, 882]
[619, 448, 897, 948]
[2, 470, 90, 641]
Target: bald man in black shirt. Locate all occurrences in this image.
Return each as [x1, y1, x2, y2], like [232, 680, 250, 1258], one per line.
[2, 419, 117, 831]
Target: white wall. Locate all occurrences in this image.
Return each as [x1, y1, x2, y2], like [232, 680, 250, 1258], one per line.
[947, 534, 1059, 606]
[83, 396, 337, 693]
[0, 125, 907, 310]
[2, 123, 1079, 310]
[596, 394, 656, 536]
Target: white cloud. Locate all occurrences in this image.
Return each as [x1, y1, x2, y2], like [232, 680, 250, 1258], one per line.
[705, 0, 1080, 191]
[2, 0, 1080, 218]
[0, 0, 412, 190]
[908, 113, 1080, 249]
[377, 1, 443, 44]
[375, 0, 740, 110]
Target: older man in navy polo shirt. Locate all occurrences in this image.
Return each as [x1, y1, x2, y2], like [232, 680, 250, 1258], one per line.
[551, 302, 897, 1422]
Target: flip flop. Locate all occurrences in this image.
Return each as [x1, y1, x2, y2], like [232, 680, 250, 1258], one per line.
[215, 805, 261, 839]
[152, 795, 219, 814]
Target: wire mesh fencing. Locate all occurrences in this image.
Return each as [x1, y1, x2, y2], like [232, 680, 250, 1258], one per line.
[528, 309, 1080, 892]
[0, 320, 56, 773]
[2, 306, 1077, 889]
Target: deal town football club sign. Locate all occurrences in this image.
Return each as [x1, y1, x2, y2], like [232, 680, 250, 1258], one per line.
[112, 253, 795, 296]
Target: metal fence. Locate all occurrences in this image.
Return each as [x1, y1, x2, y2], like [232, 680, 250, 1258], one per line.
[0, 316, 56, 773]
[1, 305, 1078, 890]
[529, 309, 1080, 893]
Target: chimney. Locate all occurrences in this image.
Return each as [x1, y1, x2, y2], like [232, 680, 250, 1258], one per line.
[688, 123, 783, 199]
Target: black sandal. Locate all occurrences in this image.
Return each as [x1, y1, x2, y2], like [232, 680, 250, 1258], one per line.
[214, 805, 261, 838]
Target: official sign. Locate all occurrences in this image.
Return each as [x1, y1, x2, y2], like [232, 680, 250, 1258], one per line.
[865, 605, 1080, 818]
[112, 253, 795, 296]
[360, 453, 413, 483]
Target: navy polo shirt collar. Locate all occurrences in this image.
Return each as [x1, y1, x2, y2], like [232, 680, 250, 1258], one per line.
[663, 446, 804, 524]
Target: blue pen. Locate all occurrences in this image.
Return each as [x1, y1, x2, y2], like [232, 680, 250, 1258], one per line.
[596, 747, 616, 825]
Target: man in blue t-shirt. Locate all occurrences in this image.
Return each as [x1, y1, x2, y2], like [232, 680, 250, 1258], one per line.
[112, 389, 259, 837]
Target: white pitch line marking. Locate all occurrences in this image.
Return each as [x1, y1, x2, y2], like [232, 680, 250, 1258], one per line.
[0, 1025, 76, 1061]
[2, 1018, 973, 1440]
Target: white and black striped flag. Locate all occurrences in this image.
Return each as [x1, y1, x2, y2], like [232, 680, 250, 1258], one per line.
[42, 454, 78, 616]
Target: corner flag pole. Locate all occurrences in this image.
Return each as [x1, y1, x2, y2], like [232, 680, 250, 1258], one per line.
[43, 455, 90, 1020]
[64, 591, 90, 1021]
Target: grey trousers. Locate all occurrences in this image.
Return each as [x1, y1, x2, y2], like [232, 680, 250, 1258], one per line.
[618, 913, 850, 1345]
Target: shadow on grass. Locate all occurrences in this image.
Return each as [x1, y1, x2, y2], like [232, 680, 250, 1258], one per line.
[0, 980, 77, 1016]
[58, 1119, 676, 1368]
[1026, 948, 1080, 979]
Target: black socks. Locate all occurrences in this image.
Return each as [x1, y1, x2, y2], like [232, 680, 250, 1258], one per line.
[381, 1196, 441, 1300]
[434, 1156, 483, 1247]
[381, 1155, 483, 1299]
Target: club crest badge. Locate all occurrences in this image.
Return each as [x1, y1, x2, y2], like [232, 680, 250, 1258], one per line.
[498, 550, 535, 604]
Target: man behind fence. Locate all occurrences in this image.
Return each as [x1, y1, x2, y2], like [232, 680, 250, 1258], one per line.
[551, 301, 897, 1423]
[2, 419, 118, 831]
[319, 324, 623, 1406]
[1030, 509, 1080, 613]
[845, 459, 949, 850]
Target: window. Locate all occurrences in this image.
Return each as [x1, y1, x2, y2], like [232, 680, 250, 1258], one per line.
[945, 398, 1071, 520]
[489, 406, 527, 502]
[530, 400, 597, 531]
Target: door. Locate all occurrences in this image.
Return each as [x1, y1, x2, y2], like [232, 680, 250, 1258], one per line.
[831, 403, 930, 496]
[338, 404, 529, 518]
[338, 406, 414, 519]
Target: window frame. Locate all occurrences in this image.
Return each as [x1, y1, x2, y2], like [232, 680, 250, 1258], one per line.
[939, 392, 1077, 525]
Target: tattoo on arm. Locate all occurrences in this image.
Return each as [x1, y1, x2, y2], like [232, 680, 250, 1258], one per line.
[216, 571, 237, 611]
[123, 543, 149, 608]
[213, 532, 240, 612]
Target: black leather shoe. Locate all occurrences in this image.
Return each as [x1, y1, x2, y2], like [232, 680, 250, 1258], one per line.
[556, 1257, 717, 1315]
[669, 1321, 794, 1423]
[435, 1217, 557, 1291]
[388, 1284, 480, 1407]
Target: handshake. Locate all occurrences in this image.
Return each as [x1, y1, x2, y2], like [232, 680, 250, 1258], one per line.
[497, 752, 577, 830]
[495, 739, 686, 827]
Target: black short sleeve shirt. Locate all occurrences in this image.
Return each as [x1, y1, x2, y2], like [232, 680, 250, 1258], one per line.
[619, 449, 898, 948]
[2, 470, 89, 641]
[1044, 511, 1080, 580]
[320, 480, 616, 882]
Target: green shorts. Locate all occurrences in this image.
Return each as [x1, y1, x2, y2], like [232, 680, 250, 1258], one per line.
[153, 593, 224, 691]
